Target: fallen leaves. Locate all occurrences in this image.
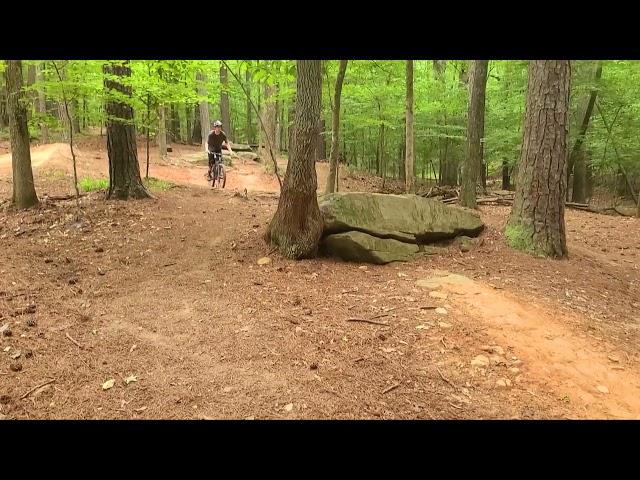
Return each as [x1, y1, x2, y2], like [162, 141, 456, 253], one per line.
[102, 379, 115, 390]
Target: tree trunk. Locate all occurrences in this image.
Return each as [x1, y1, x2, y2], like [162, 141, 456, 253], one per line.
[36, 63, 49, 144]
[157, 104, 167, 159]
[405, 60, 415, 193]
[265, 60, 323, 259]
[325, 59, 348, 194]
[170, 104, 180, 143]
[571, 149, 588, 204]
[192, 102, 202, 144]
[185, 104, 192, 144]
[262, 83, 278, 158]
[316, 118, 326, 160]
[0, 71, 7, 129]
[568, 60, 602, 201]
[5, 60, 39, 209]
[460, 60, 489, 208]
[196, 71, 210, 149]
[220, 63, 231, 137]
[245, 67, 253, 144]
[26, 64, 36, 122]
[502, 160, 511, 190]
[103, 60, 149, 200]
[507, 60, 570, 258]
[72, 99, 81, 134]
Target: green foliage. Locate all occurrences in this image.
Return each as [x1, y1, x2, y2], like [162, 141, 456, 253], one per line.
[143, 177, 174, 191]
[79, 177, 109, 192]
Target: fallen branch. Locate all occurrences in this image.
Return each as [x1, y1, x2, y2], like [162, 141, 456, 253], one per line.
[45, 193, 88, 201]
[436, 367, 457, 389]
[347, 318, 389, 326]
[162, 262, 177, 268]
[381, 382, 401, 395]
[65, 332, 83, 349]
[20, 379, 56, 399]
[370, 313, 389, 320]
[10, 304, 36, 316]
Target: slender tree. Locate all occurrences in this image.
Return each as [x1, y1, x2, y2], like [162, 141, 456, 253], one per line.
[325, 60, 348, 194]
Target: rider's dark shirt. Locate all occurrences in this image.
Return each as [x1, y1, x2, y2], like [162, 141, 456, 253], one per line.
[207, 130, 227, 153]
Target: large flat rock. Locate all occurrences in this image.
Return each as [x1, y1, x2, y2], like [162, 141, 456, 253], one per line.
[322, 231, 419, 264]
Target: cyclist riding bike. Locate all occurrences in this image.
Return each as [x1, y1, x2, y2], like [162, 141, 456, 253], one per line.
[206, 120, 233, 184]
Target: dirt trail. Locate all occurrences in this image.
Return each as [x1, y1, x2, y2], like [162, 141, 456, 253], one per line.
[419, 272, 640, 419]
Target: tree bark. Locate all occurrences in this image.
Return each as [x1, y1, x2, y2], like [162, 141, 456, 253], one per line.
[103, 60, 149, 200]
[5, 60, 39, 209]
[405, 60, 415, 193]
[507, 60, 570, 258]
[220, 63, 231, 137]
[72, 99, 81, 134]
[265, 60, 323, 259]
[196, 71, 210, 149]
[0, 71, 7, 128]
[460, 60, 489, 208]
[325, 59, 348, 194]
[36, 63, 49, 144]
[571, 149, 588, 204]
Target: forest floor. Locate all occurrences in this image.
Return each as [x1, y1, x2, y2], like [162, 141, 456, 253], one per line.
[0, 135, 639, 420]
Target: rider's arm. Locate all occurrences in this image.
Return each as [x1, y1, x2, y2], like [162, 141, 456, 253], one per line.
[224, 140, 233, 155]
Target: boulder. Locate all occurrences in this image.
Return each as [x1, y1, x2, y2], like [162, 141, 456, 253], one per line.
[319, 192, 484, 243]
[321, 231, 419, 264]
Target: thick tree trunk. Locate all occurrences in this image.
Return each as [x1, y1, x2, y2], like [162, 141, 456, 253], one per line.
[405, 60, 415, 193]
[157, 104, 167, 159]
[325, 59, 348, 194]
[103, 61, 149, 200]
[220, 63, 231, 137]
[5, 60, 39, 209]
[185, 104, 193, 144]
[170, 104, 180, 143]
[461, 60, 489, 208]
[196, 71, 210, 149]
[507, 60, 570, 258]
[36, 63, 49, 144]
[266, 60, 323, 259]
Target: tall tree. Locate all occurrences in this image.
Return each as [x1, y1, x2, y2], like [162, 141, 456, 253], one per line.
[196, 71, 210, 149]
[5, 60, 38, 209]
[103, 60, 149, 200]
[405, 60, 415, 193]
[157, 103, 167, 159]
[460, 60, 489, 208]
[568, 60, 602, 202]
[245, 65, 253, 143]
[262, 83, 278, 157]
[325, 60, 348, 194]
[507, 60, 571, 258]
[220, 63, 231, 136]
[36, 63, 49, 143]
[266, 60, 323, 259]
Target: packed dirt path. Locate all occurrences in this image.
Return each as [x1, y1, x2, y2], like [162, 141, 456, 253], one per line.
[1, 136, 639, 419]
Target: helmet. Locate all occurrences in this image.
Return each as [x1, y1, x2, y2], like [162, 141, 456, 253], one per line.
[213, 120, 222, 127]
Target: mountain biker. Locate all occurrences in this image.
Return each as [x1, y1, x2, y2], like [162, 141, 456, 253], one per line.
[206, 120, 233, 180]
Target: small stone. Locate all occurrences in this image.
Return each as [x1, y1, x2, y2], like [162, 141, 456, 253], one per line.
[435, 307, 448, 315]
[68, 276, 78, 285]
[257, 257, 271, 266]
[596, 385, 609, 394]
[303, 308, 312, 315]
[509, 367, 521, 375]
[496, 378, 511, 388]
[44, 258, 53, 264]
[9, 362, 22, 372]
[490, 355, 506, 365]
[10, 351, 21, 360]
[283, 403, 294, 412]
[309, 363, 318, 370]
[471, 355, 490, 367]
[607, 355, 620, 363]
[511, 359, 523, 366]
[0, 324, 12, 337]
[3, 347, 10, 352]
[95, 247, 104, 253]
[429, 291, 448, 300]
[378, 333, 387, 341]
[416, 279, 442, 291]
[438, 322, 452, 329]
[460, 244, 471, 253]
